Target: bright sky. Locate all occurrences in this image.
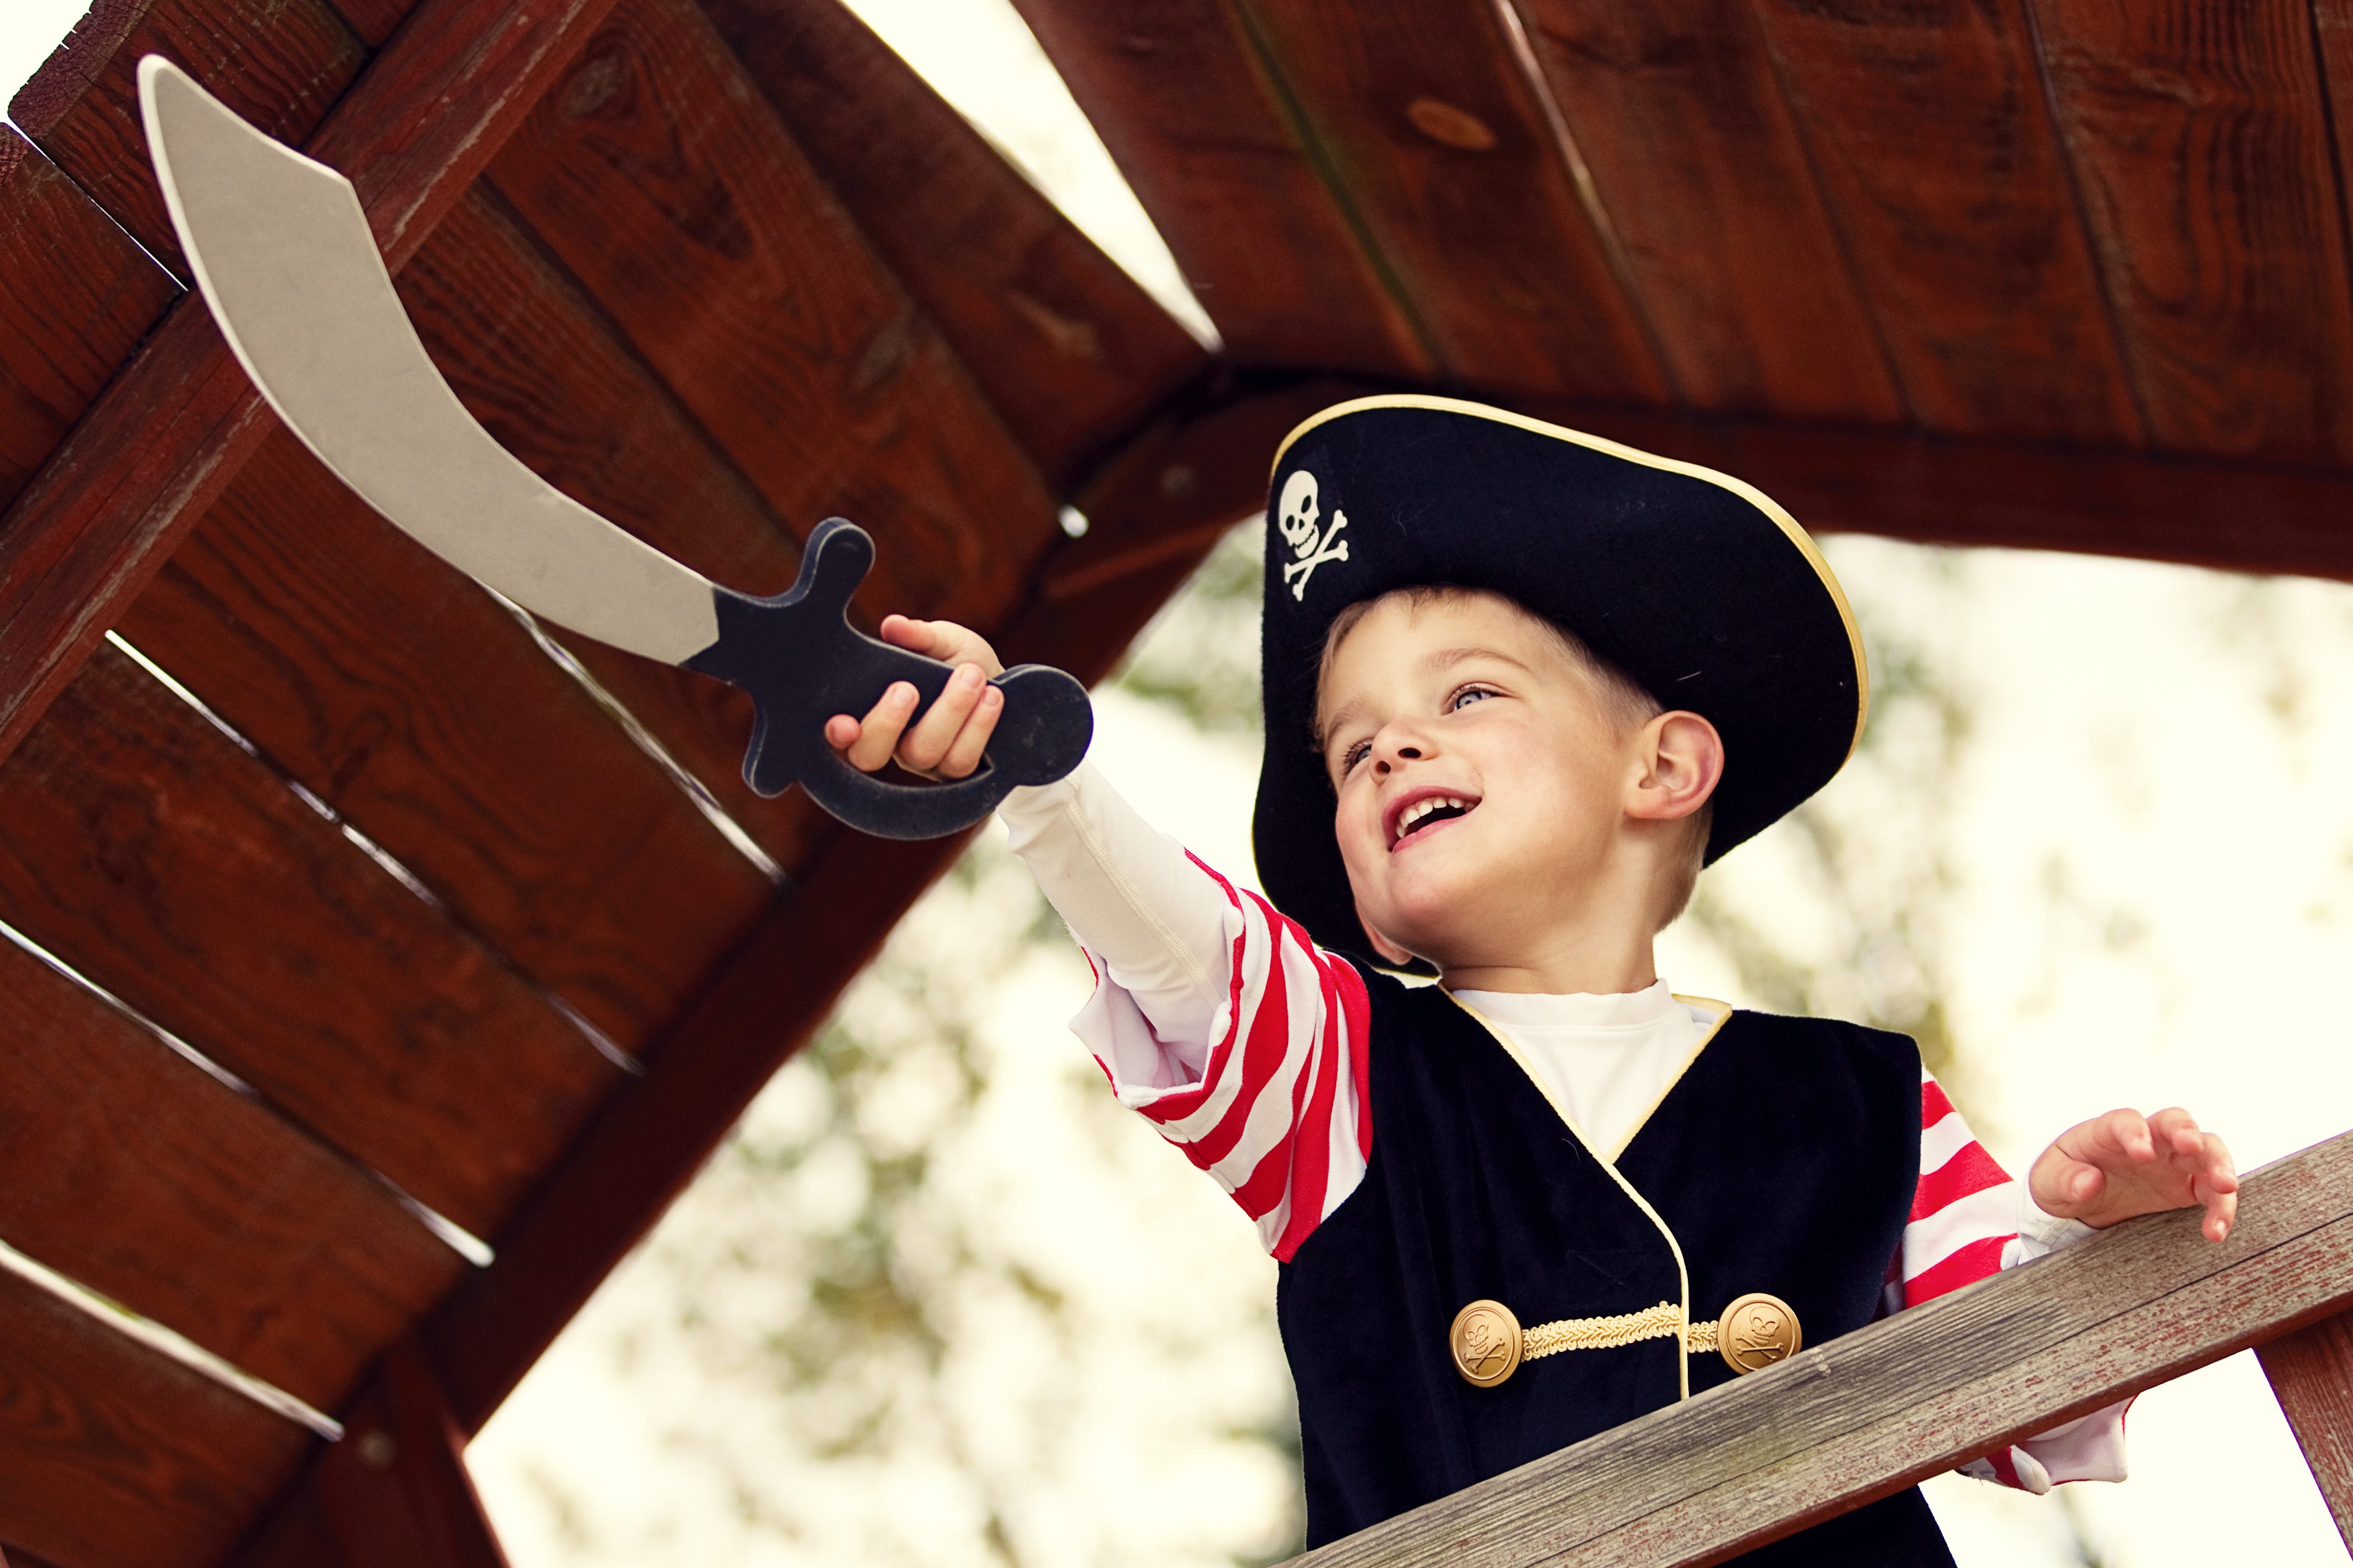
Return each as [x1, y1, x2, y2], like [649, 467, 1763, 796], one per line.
[6, 4, 2346, 1566]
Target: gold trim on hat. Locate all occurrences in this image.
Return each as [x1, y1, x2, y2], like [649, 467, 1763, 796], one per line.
[1269, 393, 1870, 766]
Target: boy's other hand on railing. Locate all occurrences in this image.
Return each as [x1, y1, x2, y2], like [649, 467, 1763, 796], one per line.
[2029, 1107, 2239, 1242]
[825, 615, 1008, 781]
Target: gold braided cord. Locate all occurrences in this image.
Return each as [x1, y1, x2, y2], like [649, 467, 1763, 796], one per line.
[1521, 1302, 1712, 1359]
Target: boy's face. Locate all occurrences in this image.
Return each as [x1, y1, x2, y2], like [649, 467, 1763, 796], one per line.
[1315, 592, 1643, 970]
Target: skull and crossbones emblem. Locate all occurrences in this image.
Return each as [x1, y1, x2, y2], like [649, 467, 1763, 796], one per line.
[1276, 469, 1349, 601]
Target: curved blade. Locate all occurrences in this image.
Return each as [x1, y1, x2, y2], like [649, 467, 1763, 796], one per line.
[139, 56, 719, 665]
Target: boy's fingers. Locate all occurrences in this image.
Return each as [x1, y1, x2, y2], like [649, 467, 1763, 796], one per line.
[842, 682, 919, 772]
[898, 664, 987, 772]
[935, 685, 1003, 779]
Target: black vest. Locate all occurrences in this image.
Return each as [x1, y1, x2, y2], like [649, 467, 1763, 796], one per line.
[1276, 970, 1955, 1564]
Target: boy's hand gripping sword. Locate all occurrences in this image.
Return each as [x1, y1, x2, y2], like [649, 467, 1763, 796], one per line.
[138, 57, 1090, 841]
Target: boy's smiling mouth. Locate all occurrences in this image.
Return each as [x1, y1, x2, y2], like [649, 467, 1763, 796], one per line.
[1388, 789, 1481, 848]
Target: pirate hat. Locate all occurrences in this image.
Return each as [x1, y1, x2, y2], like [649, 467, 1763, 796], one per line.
[1252, 395, 1866, 965]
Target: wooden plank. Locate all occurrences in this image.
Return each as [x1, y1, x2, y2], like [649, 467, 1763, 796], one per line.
[699, 0, 1210, 484]
[2259, 1306, 2353, 1551]
[1228, 0, 1669, 401]
[312, 1341, 512, 1568]
[0, 644, 623, 1240]
[1744, 0, 2142, 441]
[1290, 1130, 2353, 1568]
[419, 384, 1282, 1433]
[116, 351, 778, 1057]
[0, 938, 464, 1414]
[484, 0, 1064, 635]
[0, 1264, 311, 1568]
[1007, 0, 1434, 376]
[1083, 378, 2353, 587]
[0, 0, 629, 776]
[0, 130, 179, 513]
[1508, 0, 1900, 420]
[9, 0, 367, 281]
[384, 184, 830, 873]
[328, 0, 430, 49]
[2032, 0, 2353, 462]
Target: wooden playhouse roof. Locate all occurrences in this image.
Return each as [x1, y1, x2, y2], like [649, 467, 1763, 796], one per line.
[0, 0, 2349, 1562]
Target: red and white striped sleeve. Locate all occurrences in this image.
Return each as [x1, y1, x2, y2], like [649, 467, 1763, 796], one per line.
[1069, 855, 1373, 1262]
[1895, 1068, 2129, 1492]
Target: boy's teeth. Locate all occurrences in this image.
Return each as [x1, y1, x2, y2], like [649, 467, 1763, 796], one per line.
[1394, 796, 1470, 841]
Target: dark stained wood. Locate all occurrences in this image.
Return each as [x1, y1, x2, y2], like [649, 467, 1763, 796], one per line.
[327, 0, 430, 48]
[109, 352, 779, 1053]
[225, 1487, 346, 1568]
[1109, 378, 2353, 586]
[0, 131, 179, 513]
[2033, 0, 2353, 462]
[9, 0, 367, 280]
[313, 1341, 510, 1568]
[420, 382, 1287, 1433]
[1744, 0, 2142, 440]
[0, 644, 622, 1240]
[1292, 1131, 2353, 1568]
[0, 0, 630, 776]
[1230, 0, 1669, 401]
[2259, 1307, 2353, 1550]
[387, 185, 829, 871]
[486, 0, 1063, 635]
[1510, 0, 1901, 419]
[0, 1264, 311, 1568]
[700, 0, 1210, 484]
[1008, 0, 1434, 377]
[0, 938, 464, 1414]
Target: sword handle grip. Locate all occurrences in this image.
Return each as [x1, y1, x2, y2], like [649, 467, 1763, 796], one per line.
[684, 518, 1094, 841]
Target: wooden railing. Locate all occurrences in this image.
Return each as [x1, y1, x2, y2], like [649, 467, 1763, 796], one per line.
[1294, 1129, 2353, 1567]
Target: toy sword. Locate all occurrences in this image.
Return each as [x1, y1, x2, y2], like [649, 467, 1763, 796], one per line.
[137, 57, 1090, 841]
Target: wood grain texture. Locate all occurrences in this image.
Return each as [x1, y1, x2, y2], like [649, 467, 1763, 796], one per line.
[486, 0, 1062, 635]
[1008, 0, 1434, 376]
[0, 938, 464, 1414]
[1230, 0, 1668, 401]
[1745, 0, 2142, 439]
[1291, 1130, 2353, 1568]
[0, 644, 622, 1240]
[2259, 1307, 2353, 1550]
[9, 0, 367, 280]
[114, 426, 776, 1055]
[386, 185, 829, 872]
[0, 0, 627, 776]
[313, 1341, 511, 1568]
[2033, 0, 2353, 461]
[326, 0, 430, 48]
[1509, 0, 1900, 419]
[0, 1265, 311, 1568]
[700, 0, 1209, 484]
[420, 381, 1289, 1433]
[0, 131, 180, 514]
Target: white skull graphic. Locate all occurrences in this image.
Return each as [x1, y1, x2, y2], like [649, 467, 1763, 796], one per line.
[1278, 470, 1322, 557]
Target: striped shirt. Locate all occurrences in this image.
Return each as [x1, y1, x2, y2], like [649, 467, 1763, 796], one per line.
[1069, 867, 2127, 1492]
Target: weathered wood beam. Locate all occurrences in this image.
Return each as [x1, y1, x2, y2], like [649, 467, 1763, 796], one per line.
[1043, 380, 2353, 592]
[1287, 1129, 2353, 1568]
[2259, 1307, 2353, 1551]
[313, 1340, 511, 1568]
[0, 0, 626, 774]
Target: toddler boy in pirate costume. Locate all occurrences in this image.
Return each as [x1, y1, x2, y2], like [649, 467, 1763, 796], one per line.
[826, 397, 2239, 1563]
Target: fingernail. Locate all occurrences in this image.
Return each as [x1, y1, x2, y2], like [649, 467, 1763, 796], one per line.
[980, 684, 1002, 705]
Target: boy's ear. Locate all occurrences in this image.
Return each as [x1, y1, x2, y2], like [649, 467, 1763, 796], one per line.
[1353, 897, 1420, 968]
[1626, 710, 1724, 823]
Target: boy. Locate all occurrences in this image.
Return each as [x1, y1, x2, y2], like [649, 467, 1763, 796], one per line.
[826, 397, 2238, 1564]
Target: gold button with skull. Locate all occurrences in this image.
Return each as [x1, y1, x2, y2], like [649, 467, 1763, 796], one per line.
[1448, 1299, 1522, 1387]
[1716, 1292, 1802, 1374]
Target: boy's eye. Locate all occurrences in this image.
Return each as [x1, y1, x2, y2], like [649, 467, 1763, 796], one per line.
[1339, 740, 1371, 774]
[1448, 685, 1496, 712]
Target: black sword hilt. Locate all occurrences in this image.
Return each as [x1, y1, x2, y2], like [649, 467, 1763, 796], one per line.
[682, 518, 1093, 840]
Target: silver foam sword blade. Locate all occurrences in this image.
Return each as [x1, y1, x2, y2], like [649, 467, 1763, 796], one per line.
[139, 57, 1091, 839]
[139, 55, 721, 664]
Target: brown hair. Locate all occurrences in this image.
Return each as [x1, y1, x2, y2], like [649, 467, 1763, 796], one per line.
[1318, 585, 1713, 931]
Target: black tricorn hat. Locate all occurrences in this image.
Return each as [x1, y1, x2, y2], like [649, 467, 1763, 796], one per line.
[1251, 395, 1866, 966]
